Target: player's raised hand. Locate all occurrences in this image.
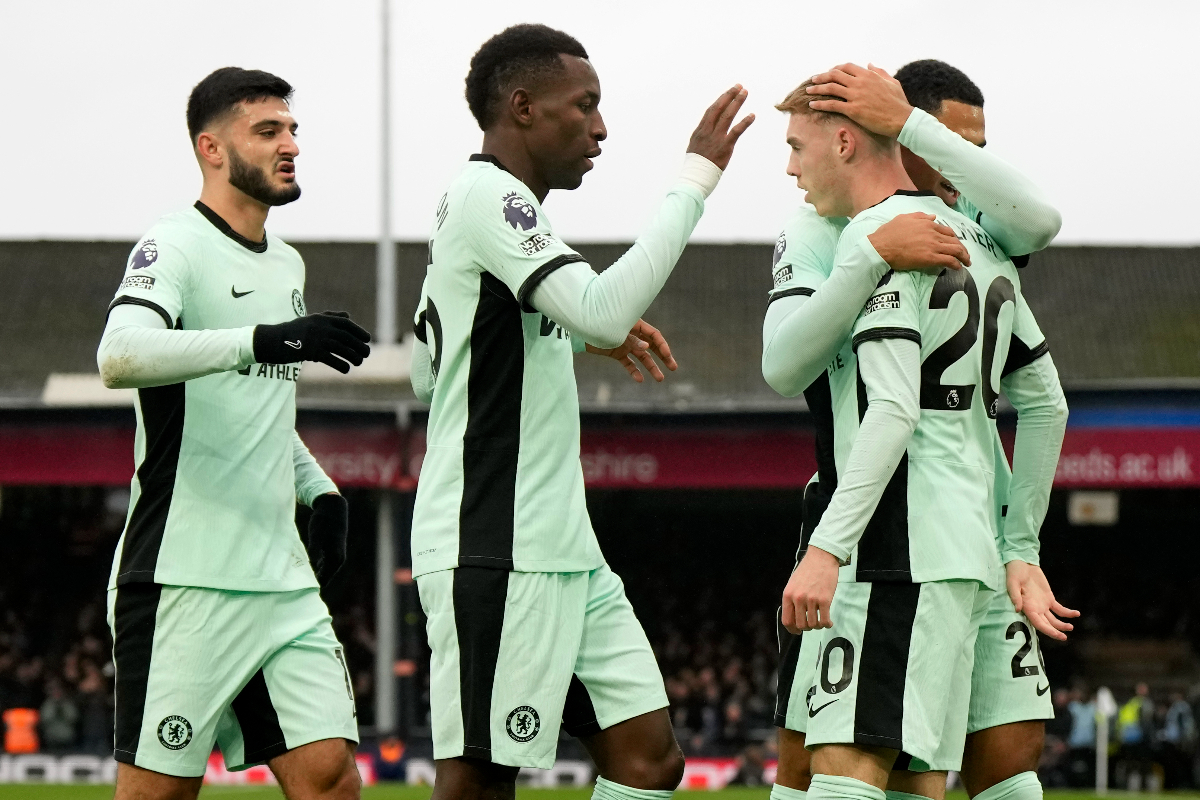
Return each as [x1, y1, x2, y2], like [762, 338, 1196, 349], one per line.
[868, 212, 969, 272]
[806, 63, 912, 139]
[586, 319, 678, 383]
[687, 85, 755, 171]
[254, 310, 372, 373]
[781, 546, 840, 634]
[1006, 560, 1080, 641]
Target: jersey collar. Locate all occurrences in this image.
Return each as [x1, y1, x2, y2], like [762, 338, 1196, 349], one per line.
[862, 189, 938, 212]
[193, 201, 269, 253]
[469, 153, 513, 174]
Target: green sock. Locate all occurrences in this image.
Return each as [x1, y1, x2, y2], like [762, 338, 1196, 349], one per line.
[592, 777, 675, 800]
[973, 772, 1042, 800]
[809, 775, 887, 800]
[772, 783, 809, 800]
[885, 792, 933, 800]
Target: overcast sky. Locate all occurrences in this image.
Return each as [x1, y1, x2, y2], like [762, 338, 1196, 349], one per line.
[1, 2, 1195, 244]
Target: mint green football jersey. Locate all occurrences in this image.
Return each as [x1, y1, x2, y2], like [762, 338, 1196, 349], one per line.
[827, 192, 1046, 589]
[107, 203, 317, 592]
[768, 205, 847, 301]
[411, 155, 604, 578]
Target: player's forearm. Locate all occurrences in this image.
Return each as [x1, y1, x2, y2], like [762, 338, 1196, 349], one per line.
[409, 335, 435, 404]
[529, 156, 719, 349]
[97, 304, 255, 389]
[999, 354, 1068, 565]
[898, 108, 1062, 256]
[293, 430, 338, 506]
[807, 339, 920, 559]
[761, 238, 890, 397]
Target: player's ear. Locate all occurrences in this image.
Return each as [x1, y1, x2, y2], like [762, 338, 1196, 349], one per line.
[508, 88, 534, 128]
[194, 132, 224, 170]
[834, 127, 855, 161]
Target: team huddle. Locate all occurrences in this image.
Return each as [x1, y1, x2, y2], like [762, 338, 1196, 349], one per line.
[96, 20, 1077, 800]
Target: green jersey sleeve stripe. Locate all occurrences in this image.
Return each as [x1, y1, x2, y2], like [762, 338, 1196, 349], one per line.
[413, 309, 428, 343]
[516, 253, 587, 313]
[1002, 338, 1050, 377]
[851, 327, 922, 353]
[767, 286, 815, 307]
[109, 296, 174, 330]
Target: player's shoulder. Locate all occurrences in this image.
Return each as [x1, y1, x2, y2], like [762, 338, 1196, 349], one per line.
[265, 232, 303, 263]
[125, 208, 209, 271]
[458, 157, 543, 230]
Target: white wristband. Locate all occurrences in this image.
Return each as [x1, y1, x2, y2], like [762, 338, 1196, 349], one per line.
[677, 153, 723, 198]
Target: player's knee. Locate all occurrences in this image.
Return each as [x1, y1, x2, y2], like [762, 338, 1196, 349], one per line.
[621, 746, 685, 790]
[322, 757, 361, 800]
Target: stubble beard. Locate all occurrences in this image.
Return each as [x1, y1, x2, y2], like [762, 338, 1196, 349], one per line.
[228, 147, 301, 207]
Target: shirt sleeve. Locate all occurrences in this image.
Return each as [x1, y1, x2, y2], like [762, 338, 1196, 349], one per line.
[525, 182, 708, 350]
[762, 213, 890, 398]
[463, 177, 587, 311]
[807, 337, 921, 560]
[999, 333, 1067, 566]
[97, 302, 256, 389]
[1001, 290, 1050, 375]
[849, 230, 924, 353]
[293, 430, 338, 506]
[898, 107, 1061, 256]
[108, 234, 191, 327]
[410, 282, 436, 404]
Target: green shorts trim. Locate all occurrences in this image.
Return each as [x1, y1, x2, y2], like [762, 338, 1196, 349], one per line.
[418, 564, 667, 769]
[108, 584, 358, 778]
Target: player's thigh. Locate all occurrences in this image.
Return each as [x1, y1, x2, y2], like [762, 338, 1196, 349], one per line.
[109, 584, 267, 779]
[114, 762, 203, 800]
[417, 567, 588, 770]
[805, 581, 981, 771]
[776, 728, 813, 790]
[960, 721, 1045, 798]
[565, 566, 671, 745]
[269, 736, 360, 800]
[216, 588, 359, 772]
[887, 768, 948, 800]
[967, 591, 1053, 736]
[431, 757, 520, 800]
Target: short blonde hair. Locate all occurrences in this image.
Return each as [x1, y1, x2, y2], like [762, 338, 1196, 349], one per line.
[776, 79, 894, 150]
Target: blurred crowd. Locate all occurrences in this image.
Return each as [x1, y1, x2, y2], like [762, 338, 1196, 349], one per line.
[1043, 682, 1200, 790]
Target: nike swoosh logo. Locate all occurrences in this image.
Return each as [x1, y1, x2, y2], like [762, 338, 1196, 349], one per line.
[1036, 684, 1050, 696]
[808, 699, 838, 718]
[285, 340, 302, 349]
[231, 287, 254, 298]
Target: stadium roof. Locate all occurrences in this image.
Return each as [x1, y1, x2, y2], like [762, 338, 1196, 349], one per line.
[2, 241, 1198, 410]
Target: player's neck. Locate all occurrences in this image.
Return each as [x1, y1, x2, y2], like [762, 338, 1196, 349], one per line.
[847, 157, 918, 218]
[480, 131, 550, 203]
[197, 182, 269, 243]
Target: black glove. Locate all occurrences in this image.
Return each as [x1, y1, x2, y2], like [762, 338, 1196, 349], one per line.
[254, 311, 371, 374]
[304, 493, 348, 587]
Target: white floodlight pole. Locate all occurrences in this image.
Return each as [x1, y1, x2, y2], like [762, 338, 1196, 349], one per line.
[376, 0, 396, 346]
[374, 0, 398, 738]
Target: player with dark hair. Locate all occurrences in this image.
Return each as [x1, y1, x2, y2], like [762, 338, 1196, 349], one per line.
[764, 60, 1074, 800]
[409, 23, 752, 800]
[98, 66, 370, 800]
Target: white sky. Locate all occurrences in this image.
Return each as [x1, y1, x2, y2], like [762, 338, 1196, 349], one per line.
[1, 1, 1195, 244]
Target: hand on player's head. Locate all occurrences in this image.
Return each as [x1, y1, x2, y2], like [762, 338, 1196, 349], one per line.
[687, 85, 755, 171]
[805, 63, 912, 140]
[868, 212, 969, 273]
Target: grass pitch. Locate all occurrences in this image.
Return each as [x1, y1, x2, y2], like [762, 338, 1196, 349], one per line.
[3, 788, 1200, 800]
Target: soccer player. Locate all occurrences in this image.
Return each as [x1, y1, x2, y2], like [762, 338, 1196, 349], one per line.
[805, 61, 1078, 800]
[408, 24, 751, 800]
[97, 68, 371, 800]
[771, 79, 1067, 800]
[766, 61, 1075, 800]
